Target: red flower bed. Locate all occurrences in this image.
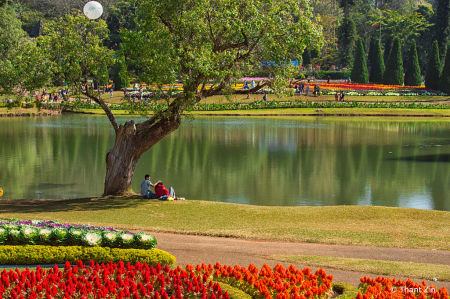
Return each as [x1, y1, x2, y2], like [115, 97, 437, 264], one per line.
[0, 261, 229, 299]
[358, 276, 448, 299]
[206, 262, 333, 299]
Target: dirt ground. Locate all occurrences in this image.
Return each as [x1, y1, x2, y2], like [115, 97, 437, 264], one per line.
[150, 232, 450, 289]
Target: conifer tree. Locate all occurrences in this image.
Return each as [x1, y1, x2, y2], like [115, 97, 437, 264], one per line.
[337, 17, 357, 68]
[383, 37, 403, 85]
[383, 39, 392, 66]
[440, 43, 450, 94]
[113, 54, 130, 91]
[351, 38, 369, 83]
[404, 40, 421, 86]
[425, 40, 441, 90]
[302, 49, 311, 65]
[370, 39, 385, 84]
[433, 0, 450, 59]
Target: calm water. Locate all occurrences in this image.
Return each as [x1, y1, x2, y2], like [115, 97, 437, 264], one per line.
[1, 115, 450, 210]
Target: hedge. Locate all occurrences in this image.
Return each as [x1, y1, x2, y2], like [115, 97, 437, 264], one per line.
[315, 70, 352, 80]
[0, 245, 175, 266]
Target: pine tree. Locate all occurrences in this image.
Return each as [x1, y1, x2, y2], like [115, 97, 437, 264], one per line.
[351, 38, 369, 83]
[370, 39, 385, 84]
[425, 40, 441, 90]
[404, 40, 421, 86]
[113, 54, 130, 91]
[383, 37, 403, 85]
[337, 17, 357, 68]
[440, 43, 450, 94]
[302, 49, 311, 65]
[433, 0, 450, 59]
[383, 39, 391, 66]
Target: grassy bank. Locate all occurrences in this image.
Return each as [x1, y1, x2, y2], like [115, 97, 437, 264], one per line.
[1, 196, 449, 250]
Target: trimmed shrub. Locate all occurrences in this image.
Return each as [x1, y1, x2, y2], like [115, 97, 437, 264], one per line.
[383, 37, 404, 85]
[440, 43, 450, 94]
[370, 39, 385, 84]
[0, 245, 176, 266]
[404, 40, 422, 86]
[338, 17, 357, 68]
[425, 40, 441, 90]
[351, 38, 369, 83]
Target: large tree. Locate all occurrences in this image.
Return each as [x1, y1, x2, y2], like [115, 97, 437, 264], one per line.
[0, 3, 27, 60]
[35, 1, 323, 196]
[440, 43, 450, 94]
[337, 17, 357, 68]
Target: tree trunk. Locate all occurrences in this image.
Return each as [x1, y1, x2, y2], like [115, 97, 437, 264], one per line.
[103, 117, 181, 196]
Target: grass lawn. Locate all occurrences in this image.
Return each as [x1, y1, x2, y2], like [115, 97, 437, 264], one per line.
[268, 255, 450, 282]
[1, 196, 450, 251]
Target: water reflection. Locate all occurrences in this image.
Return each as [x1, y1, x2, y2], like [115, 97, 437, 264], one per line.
[1, 115, 450, 210]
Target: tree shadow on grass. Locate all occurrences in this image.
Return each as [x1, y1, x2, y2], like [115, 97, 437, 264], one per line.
[0, 194, 146, 214]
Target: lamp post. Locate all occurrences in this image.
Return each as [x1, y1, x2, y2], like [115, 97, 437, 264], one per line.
[83, 1, 103, 20]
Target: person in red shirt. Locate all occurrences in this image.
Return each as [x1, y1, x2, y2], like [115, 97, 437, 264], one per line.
[155, 182, 185, 200]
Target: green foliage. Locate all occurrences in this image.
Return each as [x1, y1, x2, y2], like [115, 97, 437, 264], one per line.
[371, 9, 431, 44]
[383, 39, 392, 67]
[98, 64, 109, 87]
[0, 4, 27, 60]
[404, 40, 421, 86]
[337, 17, 357, 67]
[113, 53, 130, 90]
[383, 37, 404, 85]
[351, 38, 369, 83]
[425, 40, 441, 90]
[370, 39, 385, 84]
[315, 70, 352, 79]
[37, 14, 115, 94]
[302, 49, 311, 65]
[433, 0, 450, 59]
[123, 0, 324, 105]
[0, 245, 176, 266]
[440, 43, 450, 94]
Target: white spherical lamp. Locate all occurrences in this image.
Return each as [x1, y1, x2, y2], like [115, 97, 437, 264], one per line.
[83, 1, 103, 20]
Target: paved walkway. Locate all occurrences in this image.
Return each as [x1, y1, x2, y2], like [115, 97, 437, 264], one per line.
[150, 232, 450, 289]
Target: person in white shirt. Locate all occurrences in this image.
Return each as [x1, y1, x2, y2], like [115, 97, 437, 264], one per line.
[140, 174, 162, 199]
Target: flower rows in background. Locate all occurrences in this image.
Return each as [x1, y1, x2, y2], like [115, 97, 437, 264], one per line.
[61, 99, 450, 113]
[0, 219, 157, 250]
[0, 261, 229, 299]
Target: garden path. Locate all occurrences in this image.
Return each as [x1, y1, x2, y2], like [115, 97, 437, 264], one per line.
[149, 232, 450, 289]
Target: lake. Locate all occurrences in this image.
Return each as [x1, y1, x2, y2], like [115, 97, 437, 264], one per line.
[1, 114, 450, 210]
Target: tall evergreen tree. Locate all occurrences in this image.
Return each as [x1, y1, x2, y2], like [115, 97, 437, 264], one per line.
[433, 0, 450, 59]
[113, 54, 129, 91]
[351, 38, 369, 83]
[440, 43, 450, 94]
[404, 40, 421, 86]
[337, 17, 357, 68]
[368, 38, 376, 68]
[383, 38, 392, 66]
[302, 49, 311, 65]
[425, 40, 441, 90]
[383, 37, 403, 85]
[370, 39, 385, 84]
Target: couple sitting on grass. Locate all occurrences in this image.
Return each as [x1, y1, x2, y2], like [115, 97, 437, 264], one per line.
[140, 174, 185, 201]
